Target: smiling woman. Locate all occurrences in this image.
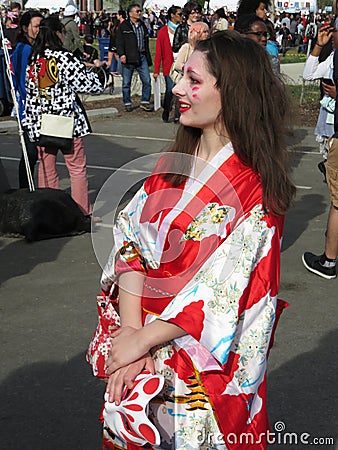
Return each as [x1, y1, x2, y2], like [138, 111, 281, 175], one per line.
[234, 14, 268, 48]
[173, 52, 222, 132]
[90, 30, 296, 450]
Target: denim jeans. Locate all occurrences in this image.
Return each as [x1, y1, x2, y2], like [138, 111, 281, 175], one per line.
[122, 54, 151, 106]
[163, 75, 174, 113]
[109, 57, 117, 73]
[108, 55, 122, 74]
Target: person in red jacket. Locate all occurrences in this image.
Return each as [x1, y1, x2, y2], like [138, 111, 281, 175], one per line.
[153, 5, 182, 122]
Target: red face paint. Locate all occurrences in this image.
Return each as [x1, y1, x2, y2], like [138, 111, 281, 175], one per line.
[192, 86, 199, 99]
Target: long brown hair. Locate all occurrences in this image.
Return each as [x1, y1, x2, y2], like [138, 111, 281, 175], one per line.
[166, 30, 295, 215]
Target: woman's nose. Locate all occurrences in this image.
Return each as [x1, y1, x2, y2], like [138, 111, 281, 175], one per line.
[172, 78, 184, 97]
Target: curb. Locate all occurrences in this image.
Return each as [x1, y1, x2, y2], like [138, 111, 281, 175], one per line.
[0, 120, 17, 133]
[87, 107, 119, 119]
[0, 107, 119, 133]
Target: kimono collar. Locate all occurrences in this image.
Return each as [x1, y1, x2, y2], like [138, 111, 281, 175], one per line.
[154, 142, 234, 260]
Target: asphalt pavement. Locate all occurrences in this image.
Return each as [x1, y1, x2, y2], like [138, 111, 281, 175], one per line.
[0, 110, 337, 449]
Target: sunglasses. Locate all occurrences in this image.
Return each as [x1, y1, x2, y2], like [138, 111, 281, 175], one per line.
[244, 31, 270, 39]
[176, 12, 183, 16]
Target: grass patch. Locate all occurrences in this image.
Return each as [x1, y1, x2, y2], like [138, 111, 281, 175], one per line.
[287, 82, 321, 108]
[280, 52, 307, 64]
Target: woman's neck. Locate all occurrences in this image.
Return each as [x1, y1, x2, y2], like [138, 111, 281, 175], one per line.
[197, 129, 230, 162]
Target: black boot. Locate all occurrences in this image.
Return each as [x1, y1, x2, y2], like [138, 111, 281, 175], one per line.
[162, 110, 169, 123]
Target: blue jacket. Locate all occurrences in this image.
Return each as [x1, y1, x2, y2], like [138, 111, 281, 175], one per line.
[11, 42, 31, 123]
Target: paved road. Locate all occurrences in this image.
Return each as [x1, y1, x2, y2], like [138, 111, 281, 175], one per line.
[0, 117, 337, 449]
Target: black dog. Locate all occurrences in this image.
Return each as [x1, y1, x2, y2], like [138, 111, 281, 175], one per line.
[0, 188, 91, 241]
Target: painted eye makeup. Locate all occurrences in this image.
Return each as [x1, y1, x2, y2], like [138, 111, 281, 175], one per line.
[190, 76, 200, 84]
[185, 66, 201, 84]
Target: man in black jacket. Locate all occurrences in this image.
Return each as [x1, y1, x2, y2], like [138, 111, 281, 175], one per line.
[116, 3, 153, 112]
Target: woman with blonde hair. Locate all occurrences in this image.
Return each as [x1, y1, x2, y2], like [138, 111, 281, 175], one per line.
[174, 21, 210, 71]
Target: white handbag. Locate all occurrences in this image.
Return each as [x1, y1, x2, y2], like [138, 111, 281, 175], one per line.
[40, 113, 74, 139]
[39, 113, 74, 153]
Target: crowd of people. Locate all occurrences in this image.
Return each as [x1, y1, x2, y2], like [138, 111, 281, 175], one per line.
[2, 1, 333, 52]
[0, 0, 337, 448]
[1, 2, 104, 222]
[0, 0, 336, 248]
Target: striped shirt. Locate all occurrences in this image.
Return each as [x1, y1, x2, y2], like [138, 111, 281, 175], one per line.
[130, 20, 145, 53]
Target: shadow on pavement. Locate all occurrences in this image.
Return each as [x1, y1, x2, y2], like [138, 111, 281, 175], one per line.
[0, 236, 74, 287]
[268, 328, 338, 449]
[0, 352, 104, 450]
[0, 137, 147, 288]
[282, 193, 327, 252]
[286, 128, 313, 154]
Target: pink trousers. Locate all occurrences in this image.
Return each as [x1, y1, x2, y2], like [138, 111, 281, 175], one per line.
[38, 137, 92, 216]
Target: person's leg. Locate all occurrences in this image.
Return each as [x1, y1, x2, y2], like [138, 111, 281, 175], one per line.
[37, 146, 59, 189]
[63, 137, 92, 216]
[325, 205, 338, 259]
[162, 75, 174, 122]
[121, 63, 134, 107]
[136, 55, 151, 105]
[325, 137, 338, 260]
[116, 55, 122, 75]
[302, 137, 338, 278]
[18, 129, 38, 188]
[111, 55, 117, 73]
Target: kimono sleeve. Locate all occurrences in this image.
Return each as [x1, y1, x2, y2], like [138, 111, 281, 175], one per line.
[158, 205, 282, 372]
[101, 184, 149, 293]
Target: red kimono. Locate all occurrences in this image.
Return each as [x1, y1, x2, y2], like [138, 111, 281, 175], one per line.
[96, 143, 287, 449]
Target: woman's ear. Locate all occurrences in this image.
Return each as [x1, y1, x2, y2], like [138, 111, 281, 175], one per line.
[22, 25, 28, 33]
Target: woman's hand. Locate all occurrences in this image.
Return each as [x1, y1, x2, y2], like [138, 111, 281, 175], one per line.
[105, 326, 150, 375]
[322, 81, 337, 99]
[317, 25, 335, 47]
[106, 355, 154, 404]
[106, 320, 186, 381]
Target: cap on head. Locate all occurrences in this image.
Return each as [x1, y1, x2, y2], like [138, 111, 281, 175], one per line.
[64, 4, 77, 16]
